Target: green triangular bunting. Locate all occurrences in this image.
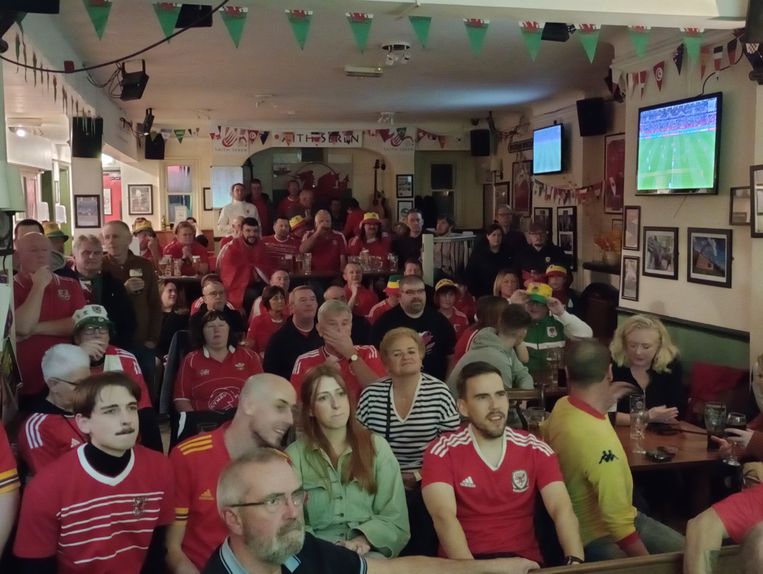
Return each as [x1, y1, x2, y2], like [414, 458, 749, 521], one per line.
[519, 21, 543, 60]
[83, 0, 112, 39]
[628, 26, 651, 57]
[680, 28, 704, 63]
[346, 12, 373, 52]
[408, 16, 432, 48]
[174, 129, 185, 143]
[285, 9, 313, 50]
[576, 24, 601, 63]
[219, 5, 248, 48]
[464, 18, 489, 54]
[153, 2, 181, 40]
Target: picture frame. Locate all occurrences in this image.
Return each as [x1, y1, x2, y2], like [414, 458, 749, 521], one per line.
[396, 174, 414, 199]
[642, 226, 678, 280]
[533, 207, 552, 237]
[729, 186, 750, 226]
[127, 184, 153, 215]
[611, 218, 623, 231]
[511, 160, 532, 216]
[621, 255, 640, 301]
[556, 205, 577, 270]
[396, 199, 414, 222]
[494, 181, 511, 212]
[604, 132, 625, 214]
[74, 195, 101, 229]
[102, 188, 112, 216]
[687, 227, 733, 288]
[623, 205, 641, 251]
[750, 165, 763, 237]
[203, 187, 213, 211]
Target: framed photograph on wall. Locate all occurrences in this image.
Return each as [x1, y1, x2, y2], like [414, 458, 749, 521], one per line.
[611, 218, 623, 231]
[533, 207, 552, 237]
[729, 186, 750, 226]
[203, 187, 213, 211]
[511, 160, 532, 216]
[102, 188, 112, 216]
[621, 255, 640, 301]
[604, 132, 625, 214]
[396, 199, 414, 222]
[74, 195, 101, 229]
[127, 184, 153, 215]
[556, 205, 577, 270]
[751, 165, 763, 237]
[396, 174, 414, 198]
[494, 181, 510, 211]
[642, 226, 678, 279]
[687, 227, 732, 288]
[623, 205, 641, 251]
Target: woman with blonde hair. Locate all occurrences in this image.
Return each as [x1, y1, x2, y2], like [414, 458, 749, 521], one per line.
[286, 364, 409, 558]
[609, 313, 685, 425]
[492, 268, 521, 301]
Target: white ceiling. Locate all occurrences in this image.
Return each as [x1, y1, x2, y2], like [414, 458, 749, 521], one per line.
[3, 0, 748, 127]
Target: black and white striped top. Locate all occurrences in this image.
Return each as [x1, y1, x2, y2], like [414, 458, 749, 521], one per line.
[357, 374, 460, 471]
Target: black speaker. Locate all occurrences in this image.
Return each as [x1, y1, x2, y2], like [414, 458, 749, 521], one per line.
[120, 64, 149, 101]
[71, 117, 103, 158]
[746, 0, 763, 43]
[145, 134, 165, 160]
[470, 129, 491, 156]
[576, 97, 607, 137]
[542, 23, 571, 42]
[176, 4, 213, 28]
[5, 1, 59, 12]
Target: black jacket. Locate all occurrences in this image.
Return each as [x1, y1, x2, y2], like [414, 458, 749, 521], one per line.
[464, 244, 514, 298]
[514, 242, 571, 276]
[263, 317, 323, 380]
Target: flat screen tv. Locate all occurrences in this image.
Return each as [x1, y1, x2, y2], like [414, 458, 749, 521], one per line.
[636, 92, 722, 195]
[533, 124, 563, 175]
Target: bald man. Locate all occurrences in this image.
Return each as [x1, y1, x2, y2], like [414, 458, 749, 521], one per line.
[14, 233, 86, 403]
[167, 374, 297, 573]
[299, 209, 347, 275]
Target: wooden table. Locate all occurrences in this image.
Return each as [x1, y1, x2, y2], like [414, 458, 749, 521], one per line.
[616, 421, 720, 472]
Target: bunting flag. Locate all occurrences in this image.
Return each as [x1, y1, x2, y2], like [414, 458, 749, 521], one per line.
[285, 9, 313, 50]
[628, 25, 651, 57]
[53, 75, 57, 102]
[259, 131, 270, 145]
[727, 38, 738, 63]
[673, 43, 685, 75]
[680, 27, 704, 63]
[22, 40, 26, 81]
[713, 44, 724, 71]
[628, 72, 638, 96]
[653, 61, 665, 90]
[519, 21, 543, 60]
[32, 52, 36, 86]
[346, 12, 373, 52]
[83, 0, 112, 39]
[700, 45, 712, 77]
[639, 70, 647, 97]
[153, 3, 181, 40]
[219, 5, 248, 48]
[464, 18, 489, 54]
[408, 16, 432, 48]
[14, 34, 19, 72]
[576, 24, 601, 63]
[174, 129, 185, 143]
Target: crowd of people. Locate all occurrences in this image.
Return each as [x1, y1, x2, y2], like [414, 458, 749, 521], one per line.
[0, 180, 761, 574]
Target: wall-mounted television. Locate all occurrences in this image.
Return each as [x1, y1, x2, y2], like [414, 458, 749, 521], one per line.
[636, 92, 722, 195]
[533, 124, 564, 175]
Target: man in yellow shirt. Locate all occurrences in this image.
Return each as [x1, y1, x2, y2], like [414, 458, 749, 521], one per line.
[544, 339, 684, 561]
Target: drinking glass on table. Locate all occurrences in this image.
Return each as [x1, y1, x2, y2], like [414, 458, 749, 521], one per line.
[629, 394, 647, 454]
[704, 402, 728, 451]
[526, 407, 547, 436]
[544, 348, 562, 388]
[723, 412, 747, 467]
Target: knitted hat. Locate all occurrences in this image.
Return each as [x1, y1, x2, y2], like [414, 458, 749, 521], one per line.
[384, 275, 401, 295]
[43, 221, 68, 241]
[526, 282, 553, 304]
[73, 304, 113, 333]
[435, 278, 459, 294]
[545, 264, 567, 278]
[289, 215, 307, 231]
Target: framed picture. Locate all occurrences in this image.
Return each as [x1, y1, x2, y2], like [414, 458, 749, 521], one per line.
[102, 188, 112, 216]
[687, 228, 733, 288]
[203, 187, 213, 211]
[729, 186, 750, 226]
[128, 184, 153, 215]
[396, 174, 414, 199]
[604, 132, 625, 214]
[642, 226, 678, 279]
[623, 205, 641, 251]
[751, 166, 763, 237]
[511, 160, 532, 216]
[396, 199, 414, 222]
[611, 218, 623, 231]
[533, 207, 552, 236]
[74, 195, 101, 229]
[621, 255, 640, 301]
[556, 205, 577, 270]
[494, 181, 510, 212]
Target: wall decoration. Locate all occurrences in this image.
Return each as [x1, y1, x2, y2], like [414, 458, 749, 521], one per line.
[533, 207, 552, 236]
[102, 188, 112, 216]
[203, 187, 213, 211]
[272, 159, 352, 205]
[556, 205, 577, 270]
[396, 199, 414, 222]
[729, 186, 750, 226]
[751, 165, 763, 238]
[621, 255, 640, 301]
[74, 195, 101, 229]
[511, 161, 532, 216]
[604, 133, 625, 213]
[642, 226, 678, 279]
[623, 205, 641, 251]
[127, 184, 153, 215]
[687, 227, 732, 288]
[396, 174, 413, 198]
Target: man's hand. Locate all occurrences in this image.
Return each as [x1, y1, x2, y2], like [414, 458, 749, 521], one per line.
[509, 289, 528, 305]
[322, 329, 356, 359]
[181, 245, 194, 259]
[124, 277, 145, 294]
[80, 339, 108, 362]
[607, 381, 634, 409]
[724, 427, 753, 450]
[349, 283, 359, 297]
[547, 297, 565, 316]
[648, 405, 679, 423]
[337, 535, 371, 555]
[31, 266, 53, 289]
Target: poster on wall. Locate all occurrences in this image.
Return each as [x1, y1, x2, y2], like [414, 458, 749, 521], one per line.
[74, 195, 101, 229]
[128, 185, 154, 215]
[687, 228, 732, 288]
[512, 161, 532, 216]
[556, 205, 577, 270]
[643, 226, 678, 279]
[103, 188, 112, 216]
[604, 133, 625, 214]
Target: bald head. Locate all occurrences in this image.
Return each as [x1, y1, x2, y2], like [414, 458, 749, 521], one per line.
[234, 374, 296, 448]
[239, 373, 295, 410]
[17, 232, 51, 273]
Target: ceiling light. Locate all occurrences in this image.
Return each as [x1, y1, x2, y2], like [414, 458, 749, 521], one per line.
[381, 41, 411, 66]
[101, 153, 114, 165]
[15, 128, 27, 137]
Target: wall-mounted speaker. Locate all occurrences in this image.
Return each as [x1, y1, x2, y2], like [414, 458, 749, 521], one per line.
[71, 117, 103, 158]
[470, 129, 491, 156]
[145, 134, 165, 160]
[745, 0, 763, 43]
[576, 97, 607, 137]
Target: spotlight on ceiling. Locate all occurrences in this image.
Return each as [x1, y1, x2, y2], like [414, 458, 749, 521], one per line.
[381, 41, 412, 66]
[138, 108, 154, 136]
[119, 60, 150, 101]
[9, 127, 27, 137]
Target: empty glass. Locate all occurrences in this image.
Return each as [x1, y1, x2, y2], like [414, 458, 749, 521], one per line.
[723, 412, 747, 466]
[545, 348, 563, 387]
[704, 402, 728, 451]
[526, 407, 547, 436]
[629, 394, 647, 454]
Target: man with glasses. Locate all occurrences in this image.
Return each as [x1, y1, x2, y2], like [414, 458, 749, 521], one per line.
[17, 344, 92, 475]
[168, 374, 297, 573]
[372, 275, 456, 381]
[203, 448, 539, 574]
[190, 274, 247, 339]
[514, 221, 570, 279]
[494, 204, 527, 255]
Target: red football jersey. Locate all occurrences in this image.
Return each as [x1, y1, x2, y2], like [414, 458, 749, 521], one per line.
[91, 346, 152, 410]
[18, 412, 86, 475]
[455, 292, 477, 323]
[301, 229, 347, 275]
[343, 209, 365, 239]
[162, 241, 208, 276]
[252, 195, 271, 235]
[277, 195, 300, 218]
[346, 285, 379, 318]
[14, 274, 86, 396]
[453, 325, 479, 365]
[367, 299, 395, 324]
[174, 346, 263, 411]
[422, 425, 563, 563]
[441, 309, 470, 339]
[246, 312, 286, 356]
[0, 425, 19, 495]
[291, 345, 386, 400]
[261, 234, 300, 275]
[347, 236, 391, 258]
[14, 445, 174, 574]
[217, 238, 267, 309]
[170, 427, 231, 569]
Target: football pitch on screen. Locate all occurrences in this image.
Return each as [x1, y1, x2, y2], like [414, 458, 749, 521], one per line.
[533, 139, 561, 173]
[637, 130, 716, 191]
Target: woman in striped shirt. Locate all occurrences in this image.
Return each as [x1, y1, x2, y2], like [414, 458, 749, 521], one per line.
[357, 327, 460, 557]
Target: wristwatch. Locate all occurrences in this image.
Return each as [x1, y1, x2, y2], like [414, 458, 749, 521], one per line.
[565, 556, 584, 565]
[348, 353, 359, 363]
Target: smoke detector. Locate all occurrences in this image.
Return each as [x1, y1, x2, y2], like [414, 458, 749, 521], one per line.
[381, 41, 411, 65]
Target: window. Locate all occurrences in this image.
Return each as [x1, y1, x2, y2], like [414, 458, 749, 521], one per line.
[166, 165, 192, 223]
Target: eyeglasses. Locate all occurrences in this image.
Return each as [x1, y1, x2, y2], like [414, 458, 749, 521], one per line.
[229, 488, 307, 513]
[82, 326, 109, 335]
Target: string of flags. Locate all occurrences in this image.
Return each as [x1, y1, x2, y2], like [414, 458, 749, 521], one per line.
[531, 178, 606, 206]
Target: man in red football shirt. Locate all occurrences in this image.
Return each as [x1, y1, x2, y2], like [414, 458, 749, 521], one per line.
[276, 179, 302, 218]
[14, 232, 86, 404]
[0, 424, 20, 555]
[343, 261, 378, 317]
[217, 217, 268, 312]
[343, 197, 365, 240]
[299, 210, 347, 275]
[422, 361, 583, 566]
[291, 299, 385, 399]
[219, 216, 244, 250]
[167, 373, 297, 573]
[260, 216, 300, 276]
[163, 221, 209, 276]
[14, 372, 174, 573]
[249, 178, 272, 235]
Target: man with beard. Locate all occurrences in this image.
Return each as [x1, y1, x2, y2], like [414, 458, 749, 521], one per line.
[203, 448, 540, 574]
[168, 374, 297, 573]
[422, 362, 583, 566]
[218, 217, 268, 313]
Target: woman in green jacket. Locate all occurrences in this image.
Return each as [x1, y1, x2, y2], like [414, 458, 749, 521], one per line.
[286, 364, 410, 558]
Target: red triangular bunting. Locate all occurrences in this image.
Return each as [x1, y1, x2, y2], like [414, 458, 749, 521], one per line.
[653, 61, 665, 91]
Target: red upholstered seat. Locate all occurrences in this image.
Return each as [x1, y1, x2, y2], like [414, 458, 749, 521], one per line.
[687, 362, 749, 426]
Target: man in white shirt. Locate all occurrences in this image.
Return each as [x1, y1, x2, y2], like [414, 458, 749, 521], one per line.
[217, 183, 259, 236]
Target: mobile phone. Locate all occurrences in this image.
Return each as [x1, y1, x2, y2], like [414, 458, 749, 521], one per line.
[646, 450, 673, 463]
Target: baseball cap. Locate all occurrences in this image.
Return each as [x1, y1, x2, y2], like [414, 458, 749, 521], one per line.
[435, 278, 459, 294]
[289, 215, 307, 231]
[73, 304, 114, 333]
[545, 264, 567, 278]
[526, 282, 553, 304]
[360, 212, 381, 226]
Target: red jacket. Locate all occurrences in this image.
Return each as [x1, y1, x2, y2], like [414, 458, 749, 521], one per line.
[217, 238, 266, 308]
